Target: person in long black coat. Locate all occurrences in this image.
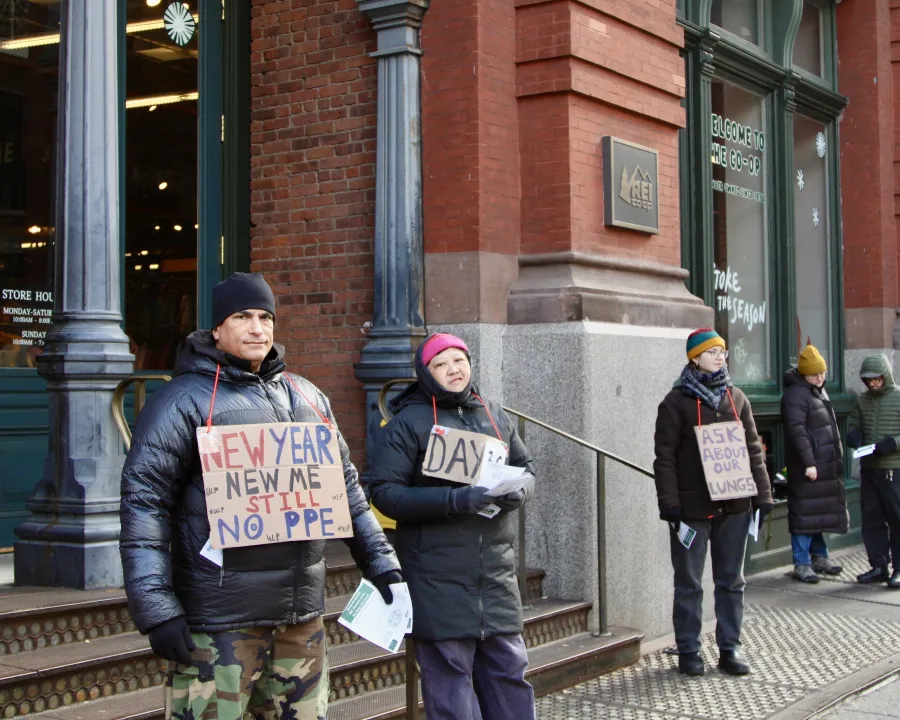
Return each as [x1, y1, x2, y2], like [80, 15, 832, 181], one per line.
[369, 333, 536, 720]
[781, 344, 848, 584]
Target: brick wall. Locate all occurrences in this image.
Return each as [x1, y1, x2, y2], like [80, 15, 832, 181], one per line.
[838, 0, 897, 311]
[249, 0, 377, 459]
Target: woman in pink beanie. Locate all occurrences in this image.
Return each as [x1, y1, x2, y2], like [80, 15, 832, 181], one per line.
[368, 333, 536, 720]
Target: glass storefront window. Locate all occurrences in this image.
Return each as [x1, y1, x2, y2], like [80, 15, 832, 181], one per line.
[0, 2, 59, 368]
[710, 79, 770, 384]
[793, 2, 823, 77]
[793, 114, 831, 372]
[125, 0, 199, 371]
[711, 0, 761, 46]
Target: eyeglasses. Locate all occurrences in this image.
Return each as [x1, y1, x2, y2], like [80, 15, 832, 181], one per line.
[704, 349, 729, 359]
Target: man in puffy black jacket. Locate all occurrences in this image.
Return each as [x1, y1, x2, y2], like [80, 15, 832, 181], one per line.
[369, 333, 536, 720]
[120, 272, 400, 720]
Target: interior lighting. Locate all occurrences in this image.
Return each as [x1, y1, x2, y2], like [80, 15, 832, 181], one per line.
[174, 224, 183, 232]
[126, 91, 199, 110]
[147, 0, 162, 6]
[125, 253, 132, 257]
[0, 15, 199, 51]
[148, 105, 158, 112]
[27, 226, 41, 235]
[194, 223, 199, 229]
[149, 264, 160, 270]
[154, 225, 160, 231]
[158, 181, 168, 190]
[134, 265, 143, 271]
[20, 242, 32, 249]
[140, 250, 149, 256]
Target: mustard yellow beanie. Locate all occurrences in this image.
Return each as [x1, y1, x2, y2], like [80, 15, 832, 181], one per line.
[798, 344, 826, 376]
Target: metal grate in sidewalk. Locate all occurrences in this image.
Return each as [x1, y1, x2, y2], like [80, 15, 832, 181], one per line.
[537, 602, 900, 719]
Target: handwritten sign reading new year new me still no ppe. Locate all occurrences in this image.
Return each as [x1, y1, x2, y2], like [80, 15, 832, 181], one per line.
[694, 421, 758, 501]
[196, 422, 352, 550]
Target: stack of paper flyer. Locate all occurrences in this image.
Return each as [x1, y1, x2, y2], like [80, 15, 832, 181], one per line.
[338, 579, 413, 653]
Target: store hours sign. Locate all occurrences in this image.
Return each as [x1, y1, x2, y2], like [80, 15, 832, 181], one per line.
[602, 136, 660, 234]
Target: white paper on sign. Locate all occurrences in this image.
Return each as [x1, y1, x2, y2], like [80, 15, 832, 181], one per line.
[200, 537, 224, 567]
[477, 464, 533, 496]
[197, 428, 221, 455]
[748, 509, 760, 542]
[338, 580, 413, 653]
[853, 444, 876, 459]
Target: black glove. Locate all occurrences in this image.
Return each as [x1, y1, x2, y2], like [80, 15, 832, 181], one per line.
[659, 507, 682, 525]
[846, 428, 862, 450]
[449, 485, 493, 515]
[875, 436, 898, 456]
[494, 489, 525, 512]
[371, 569, 403, 605]
[148, 616, 196, 666]
[755, 502, 774, 523]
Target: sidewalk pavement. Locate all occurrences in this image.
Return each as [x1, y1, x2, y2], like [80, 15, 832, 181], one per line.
[537, 546, 900, 720]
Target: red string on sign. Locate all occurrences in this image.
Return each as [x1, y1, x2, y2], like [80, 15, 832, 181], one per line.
[204, 364, 333, 430]
[206, 364, 222, 431]
[696, 388, 739, 427]
[284, 373, 333, 428]
[432, 394, 504, 442]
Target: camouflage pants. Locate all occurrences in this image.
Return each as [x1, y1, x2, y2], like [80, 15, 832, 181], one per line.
[165, 616, 328, 720]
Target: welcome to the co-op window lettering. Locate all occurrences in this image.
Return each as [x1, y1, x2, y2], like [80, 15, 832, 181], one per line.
[710, 113, 766, 204]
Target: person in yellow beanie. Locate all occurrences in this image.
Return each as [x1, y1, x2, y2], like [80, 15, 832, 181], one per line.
[780, 343, 847, 584]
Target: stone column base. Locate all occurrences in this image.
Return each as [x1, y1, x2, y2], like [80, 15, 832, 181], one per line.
[507, 251, 713, 328]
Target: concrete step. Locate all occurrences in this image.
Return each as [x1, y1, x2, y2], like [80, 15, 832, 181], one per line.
[24, 626, 643, 720]
[0, 596, 577, 718]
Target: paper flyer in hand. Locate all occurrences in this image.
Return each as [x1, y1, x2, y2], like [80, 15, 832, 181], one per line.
[748, 509, 760, 542]
[474, 464, 534, 518]
[676, 522, 696, 549]
[853, 444, 876, 459]
[337, 579, 413, 653]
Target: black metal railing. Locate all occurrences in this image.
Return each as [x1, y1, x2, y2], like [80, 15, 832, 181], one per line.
[376, 378, 654, 718]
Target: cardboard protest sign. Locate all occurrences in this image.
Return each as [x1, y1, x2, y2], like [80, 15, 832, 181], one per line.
[422, 425, 508, 485]
[196, 422, 353, 550]
[694, 421, 758, 501]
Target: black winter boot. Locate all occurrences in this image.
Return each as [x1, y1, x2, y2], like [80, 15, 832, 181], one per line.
[857, 566, 890, 584]
[678, 652, 704, 676]
[718, 649, 750, 676]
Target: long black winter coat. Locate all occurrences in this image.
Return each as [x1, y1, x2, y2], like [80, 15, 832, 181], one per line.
[781, 369, 848, 535]
[119, 331, 399, 635]
[368, 350, 534, 642]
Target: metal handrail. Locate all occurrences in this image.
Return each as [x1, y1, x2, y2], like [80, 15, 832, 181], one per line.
[112, 374, 172, 449]
[376, 377, 655, 718]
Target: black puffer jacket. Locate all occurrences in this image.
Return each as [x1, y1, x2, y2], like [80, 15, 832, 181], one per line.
[368, 345, 534, 642]
[120, 331, 399, 635]
[781, 369, 847, 535]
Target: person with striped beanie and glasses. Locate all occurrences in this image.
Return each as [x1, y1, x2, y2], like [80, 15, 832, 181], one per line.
[653, 328, 773, 677]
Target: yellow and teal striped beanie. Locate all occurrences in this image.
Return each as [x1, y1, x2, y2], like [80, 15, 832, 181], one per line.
[686, 328, 726, 361]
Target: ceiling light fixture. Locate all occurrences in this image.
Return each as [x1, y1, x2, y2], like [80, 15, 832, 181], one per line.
[147, 0, 162, 6]
[140, 250, 149, 256]
[174, 224, 182, 232]
[27, 226, 41, 235]
[149, 264, 160, 270]
[134, 265, 143, 271]
[158, 181, 168, 190]
[126, 91, 198, 110]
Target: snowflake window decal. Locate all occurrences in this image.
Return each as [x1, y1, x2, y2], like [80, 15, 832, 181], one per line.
[797, 170, 805, 190]
[815, 132, 827, 159]
[812, 206, 820, 227]
[164, 2, 196, 47]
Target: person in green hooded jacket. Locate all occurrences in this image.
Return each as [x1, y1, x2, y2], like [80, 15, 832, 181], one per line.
[847, 355, 900, 588]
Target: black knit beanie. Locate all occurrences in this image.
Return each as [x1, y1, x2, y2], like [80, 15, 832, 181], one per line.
[211, 272, 276, 328]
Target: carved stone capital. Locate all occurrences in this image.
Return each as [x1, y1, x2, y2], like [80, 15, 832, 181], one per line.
[356, 0, 429, 31]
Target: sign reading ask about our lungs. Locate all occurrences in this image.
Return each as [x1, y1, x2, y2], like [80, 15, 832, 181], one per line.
[196, 422, 353, 550]
[694, 421, 758, 502]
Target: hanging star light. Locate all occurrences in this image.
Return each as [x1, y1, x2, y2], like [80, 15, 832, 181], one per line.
[797, 169, 805, 190]
[164, 2, 196, 46]
[815, 132, 827, 159]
